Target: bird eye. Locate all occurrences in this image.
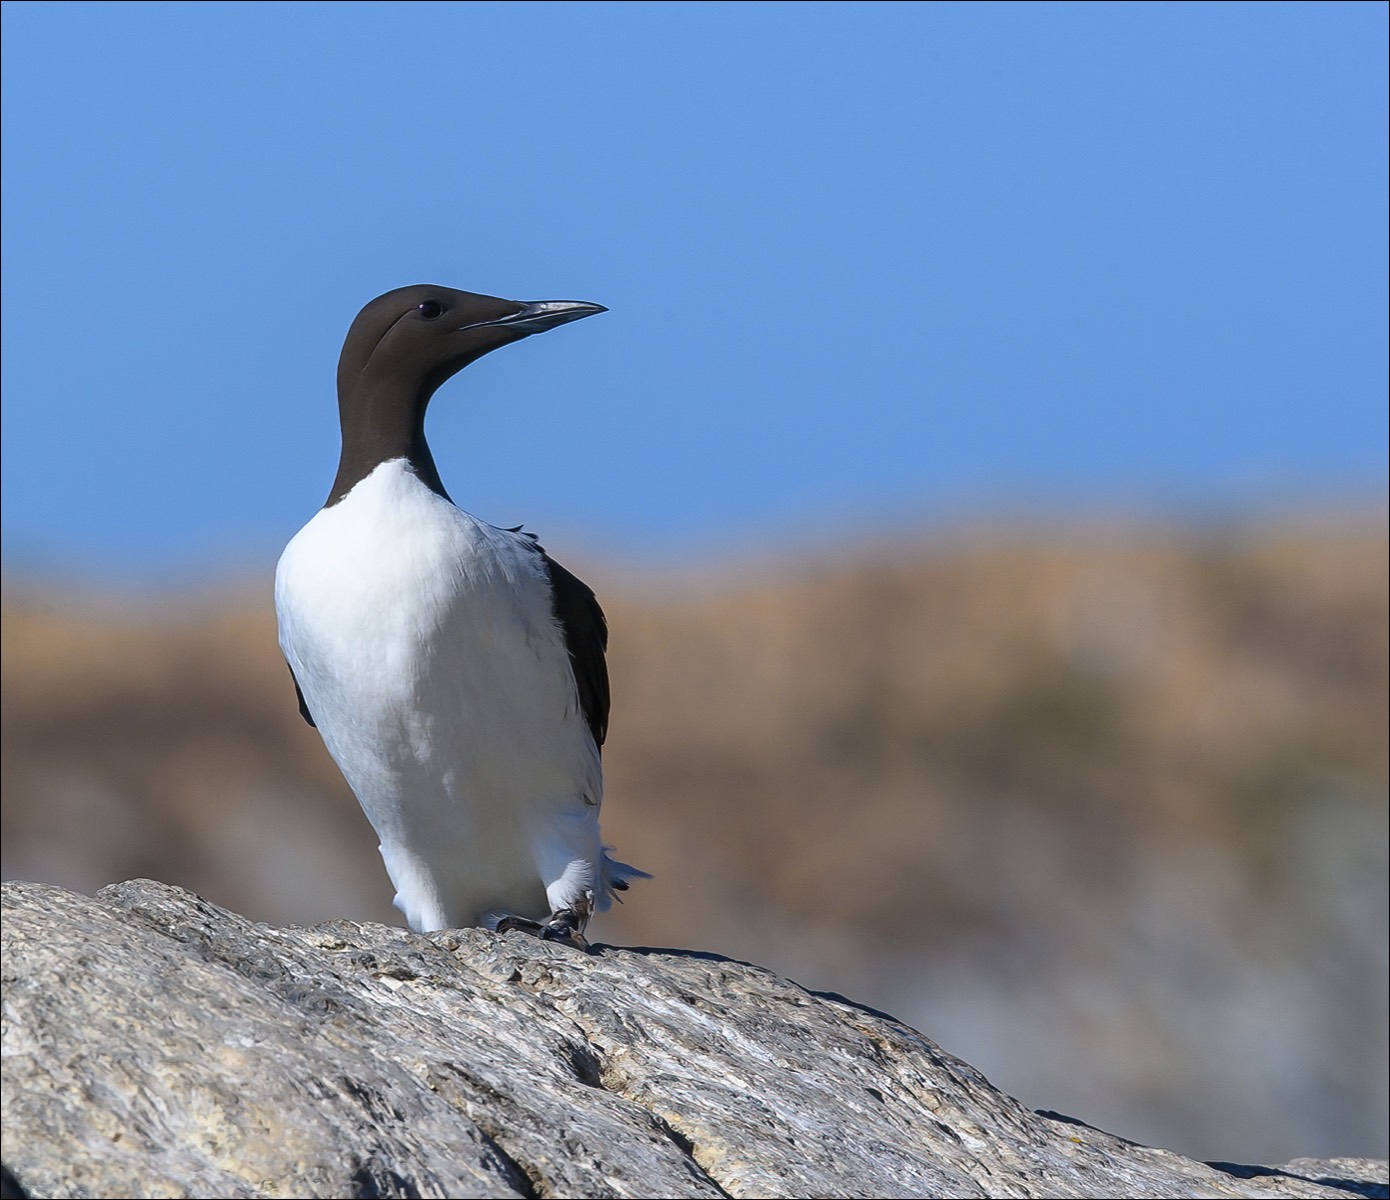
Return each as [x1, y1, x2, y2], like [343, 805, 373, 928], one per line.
[417, 300, 444, 321]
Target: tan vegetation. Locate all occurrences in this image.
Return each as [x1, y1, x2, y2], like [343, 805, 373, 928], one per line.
[2, 514, 1386, 1163]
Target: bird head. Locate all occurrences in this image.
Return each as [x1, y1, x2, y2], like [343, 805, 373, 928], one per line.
[337, 284, 607, 404]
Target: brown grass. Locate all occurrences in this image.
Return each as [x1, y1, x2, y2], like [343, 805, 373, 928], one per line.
[2, 514, 1386, 1161]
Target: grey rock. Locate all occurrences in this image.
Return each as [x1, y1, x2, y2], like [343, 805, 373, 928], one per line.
[1, 879, 1382, 1200]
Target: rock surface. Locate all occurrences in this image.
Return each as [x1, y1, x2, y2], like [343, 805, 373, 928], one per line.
[1, 879, 1384, 1200]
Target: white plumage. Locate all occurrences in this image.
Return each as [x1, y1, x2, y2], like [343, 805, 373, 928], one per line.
[278, 460, 624, 932]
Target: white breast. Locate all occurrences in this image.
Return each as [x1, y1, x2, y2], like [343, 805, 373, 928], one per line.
[274, 459, 604, 931]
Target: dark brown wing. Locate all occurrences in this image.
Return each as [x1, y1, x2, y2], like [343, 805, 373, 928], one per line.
[287, 661, 316, 727]
[538, 551, 610, 749]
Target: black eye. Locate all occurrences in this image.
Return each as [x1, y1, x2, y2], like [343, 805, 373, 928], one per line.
[417, 300, 444, 321]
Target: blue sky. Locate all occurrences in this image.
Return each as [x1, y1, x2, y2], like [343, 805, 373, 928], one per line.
[2, 1, 1386, 579]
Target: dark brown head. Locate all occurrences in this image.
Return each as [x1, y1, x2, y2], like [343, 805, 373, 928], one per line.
[328, 284, 606, 505]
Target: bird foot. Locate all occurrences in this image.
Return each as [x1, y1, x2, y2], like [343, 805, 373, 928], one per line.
[495, 910, 590, 952]
[539, 909, 591, 951]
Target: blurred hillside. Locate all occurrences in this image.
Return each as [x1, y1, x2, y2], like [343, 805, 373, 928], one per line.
[3, 515, 1386, 1165]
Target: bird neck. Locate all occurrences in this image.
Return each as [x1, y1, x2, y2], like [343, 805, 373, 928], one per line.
[326, 380, 451, 506]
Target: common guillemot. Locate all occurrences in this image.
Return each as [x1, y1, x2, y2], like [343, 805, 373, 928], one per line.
[275, 284, 646, 946]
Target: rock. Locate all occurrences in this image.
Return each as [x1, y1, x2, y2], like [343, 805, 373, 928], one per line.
[1, 880, 1383, 1200]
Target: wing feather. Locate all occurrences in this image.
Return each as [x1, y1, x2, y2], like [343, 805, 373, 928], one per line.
[287, 661, 316, 727]
[535, 550, 610, 749]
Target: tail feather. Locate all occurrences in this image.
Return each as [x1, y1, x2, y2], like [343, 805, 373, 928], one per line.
[599, 850, 652, 910]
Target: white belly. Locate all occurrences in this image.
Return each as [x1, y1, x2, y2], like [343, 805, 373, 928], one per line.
[274, 460, 604, 931]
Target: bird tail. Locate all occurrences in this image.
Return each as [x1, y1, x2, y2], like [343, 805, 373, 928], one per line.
[598, 849, 652, 910]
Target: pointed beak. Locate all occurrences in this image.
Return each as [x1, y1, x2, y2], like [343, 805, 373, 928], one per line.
[460, 300, 607, 336]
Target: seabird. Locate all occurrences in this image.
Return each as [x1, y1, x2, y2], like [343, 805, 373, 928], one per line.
[275, 284, 646, 946]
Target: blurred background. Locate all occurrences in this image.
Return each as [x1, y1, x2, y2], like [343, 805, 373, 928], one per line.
[2, 0, 1386, 1168]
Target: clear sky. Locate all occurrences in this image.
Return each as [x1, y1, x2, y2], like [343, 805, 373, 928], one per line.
[2, 1, 1386, 579]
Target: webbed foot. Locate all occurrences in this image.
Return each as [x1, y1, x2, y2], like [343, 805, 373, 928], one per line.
[538, 909, 590, 951]
[494, 909, 590, 952]
[494, 914, 544, 936]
